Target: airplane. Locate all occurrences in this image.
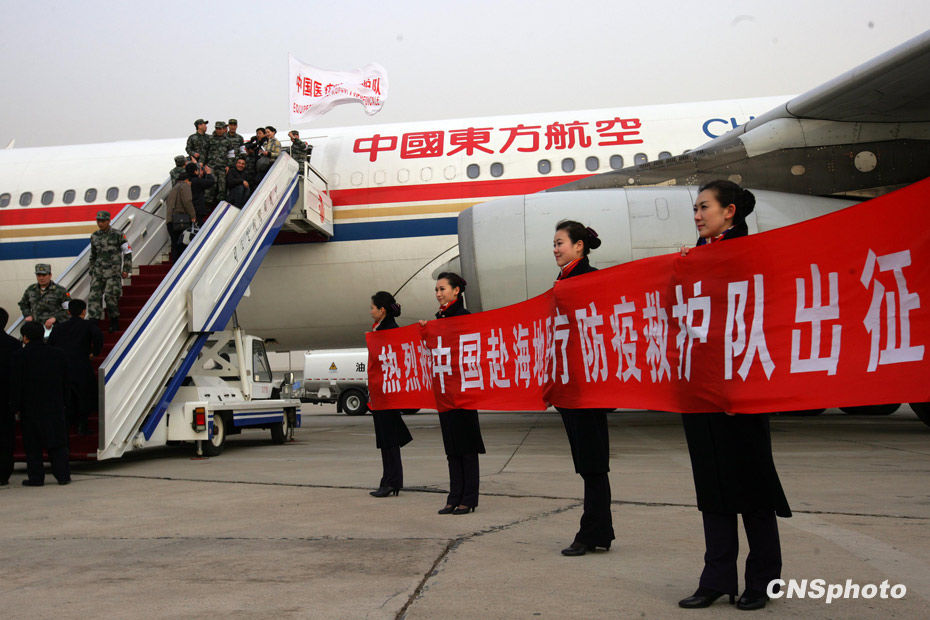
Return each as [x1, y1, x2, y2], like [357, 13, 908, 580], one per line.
[1, 31, 928, 356]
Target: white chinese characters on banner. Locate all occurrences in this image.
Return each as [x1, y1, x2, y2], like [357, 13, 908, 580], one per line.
[575, 303, 608, 383]
[609, 297, 640, 383]
[378, 345, 401, 394]
[791, 264, 841, 375]
[432, 336, 452, 393]
[860, 249, 925, 371]
[673, 282, 710, 381]
[725, 275, 775, 381]
[288, 54, 389, 123]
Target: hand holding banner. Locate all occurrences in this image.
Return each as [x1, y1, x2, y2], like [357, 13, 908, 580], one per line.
[288, 54, 389, 124]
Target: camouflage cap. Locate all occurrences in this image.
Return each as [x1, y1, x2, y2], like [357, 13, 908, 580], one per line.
[96, 210, 111, 221]
[194, 118, 208, 126]
[174, 155, 187, 165]
[35, 263, 51, 275]
[227, 118, 238, 125]
[215, 121, 227, 129]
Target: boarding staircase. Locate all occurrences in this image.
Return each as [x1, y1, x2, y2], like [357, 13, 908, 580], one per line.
[10, 154, 332, 461]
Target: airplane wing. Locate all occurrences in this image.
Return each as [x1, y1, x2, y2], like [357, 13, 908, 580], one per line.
[550, 30, 930, 197]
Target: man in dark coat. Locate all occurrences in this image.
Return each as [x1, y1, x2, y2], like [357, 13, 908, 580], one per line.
[48, 299, 103, 434]
[188, 163, 215, 225]
[225, 157, 251, 207]
[0, 307, 22, 486]
[11, 321, 71, 486]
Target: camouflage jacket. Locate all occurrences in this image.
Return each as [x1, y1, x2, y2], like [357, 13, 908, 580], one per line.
[18, 282, 71, 324]
[186, 132, 210, 161]
[169, 165, 186, 185]
[206, 132, 231, 168]
[289, 138, 310, 163]
[90, 227, 132, 276]
[226, 132, 245, 162]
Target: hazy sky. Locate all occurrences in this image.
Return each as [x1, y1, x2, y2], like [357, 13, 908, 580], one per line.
[2, 1, 928, 148]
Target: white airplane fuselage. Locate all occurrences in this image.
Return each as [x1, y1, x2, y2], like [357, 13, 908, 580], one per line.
[0, 96, 786, 349]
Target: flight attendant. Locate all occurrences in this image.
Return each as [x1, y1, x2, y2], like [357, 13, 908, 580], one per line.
[552, 220, 615, 556]
[368, 291, 412, 497]
[677, 180, 790, 611]
[420, 272, 485, 515]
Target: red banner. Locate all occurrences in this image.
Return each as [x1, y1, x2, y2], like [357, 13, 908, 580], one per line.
[368, 179, 930, 413]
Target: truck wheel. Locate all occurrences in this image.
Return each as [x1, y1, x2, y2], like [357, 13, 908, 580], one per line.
[339, 389, 368, 416]
[910, 402, 930, 427]
[202, 412, 227, 456]
[270, 410, 290, 444]
[840, 404, 900, 416]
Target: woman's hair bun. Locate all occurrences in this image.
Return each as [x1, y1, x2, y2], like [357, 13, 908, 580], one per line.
[390, 302, 402, 317]
[740, 188, 756, 216]
[585, 226, 602, 250]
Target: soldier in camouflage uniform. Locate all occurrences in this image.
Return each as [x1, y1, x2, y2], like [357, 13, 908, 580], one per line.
[288, 130, 311, 172]
[185, 118, 210, 163]
[169, 155, 187, 186]
[226, 118, 244, 166]
[205, 121, 230, 207]
[87, 211, 132, 332]
[18, 264, 71, 330]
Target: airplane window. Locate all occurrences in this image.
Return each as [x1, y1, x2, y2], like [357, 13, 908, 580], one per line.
[41, 190, 54, 205]
[85, 188, 97, 202]
[106, 187, 119, 201]
[128, 185, 141, 200]
[444, 165, 456, 180]
[19, 192, 33, 206]
[466, 164, 480, 179]
[634, 153, 648, 165]
[0, 193, 10, 208]
[149, 184, 160, 197]
[397, 169, 410, 183]
[538, 159, 551, 174]
[609, 155, 624, 170]
[490, 162, 503, 177]
[420, 167, 433, 181]
[331, 173, 341, 187]
[350, 171, 363, 186]
[658, 151, 672, 160]
[63, 189, 76, 204]
[561, 158, 575, 173]
[585, 156, 599, 172]
[374, 170, 386, 185]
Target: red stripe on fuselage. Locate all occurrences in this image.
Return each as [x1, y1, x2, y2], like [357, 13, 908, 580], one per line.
[0, 203, 137, 226]
[1, 173, 593, 227]
[329, 174, 592, 206]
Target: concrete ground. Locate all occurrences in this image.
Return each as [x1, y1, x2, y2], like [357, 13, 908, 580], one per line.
[2, 407, 928, 619]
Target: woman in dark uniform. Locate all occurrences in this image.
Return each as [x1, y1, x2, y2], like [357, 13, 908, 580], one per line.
[368, 291, 413, 498]
[552, 220, 615, 557]
[420, 272, 485, 515]
[677, 180, 790, 611]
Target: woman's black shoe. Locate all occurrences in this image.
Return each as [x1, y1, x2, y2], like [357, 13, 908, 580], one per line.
[437, 505, 456, 514]
[452, 505, 475, 515]
[736, 589, 768, 610]
[369, 487, 399, 498]
[560, 541, 588, 556]
[678, 588, 735, 608]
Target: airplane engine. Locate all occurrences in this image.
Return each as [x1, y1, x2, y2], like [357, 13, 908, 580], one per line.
[458, 187, 857, 312]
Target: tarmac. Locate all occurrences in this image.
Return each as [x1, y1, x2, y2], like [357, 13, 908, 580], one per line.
[2, 407, 929, 619]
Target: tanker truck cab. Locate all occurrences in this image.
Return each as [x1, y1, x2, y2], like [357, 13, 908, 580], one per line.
[162, 328, 301, 456]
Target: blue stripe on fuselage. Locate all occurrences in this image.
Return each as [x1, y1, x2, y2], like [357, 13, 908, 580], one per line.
[0, 238, 88, 260]
[0, 217, 460, 260]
